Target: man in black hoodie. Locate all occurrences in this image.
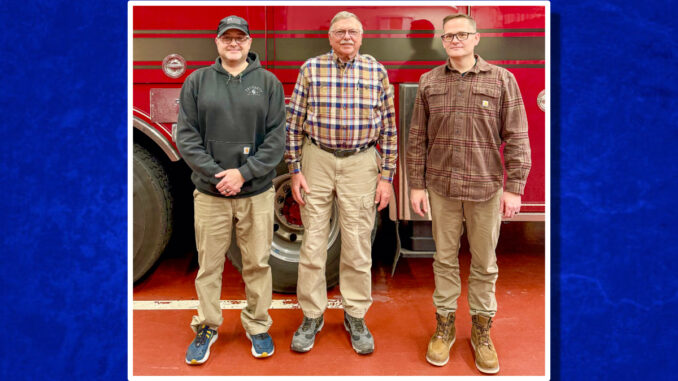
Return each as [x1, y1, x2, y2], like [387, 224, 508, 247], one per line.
[176, 15, 285, 364]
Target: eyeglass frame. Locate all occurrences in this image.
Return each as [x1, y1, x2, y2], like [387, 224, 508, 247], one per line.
[440, 32, 477, 42]
[330, 29, 362, 38]
[217, 35, 251, 44]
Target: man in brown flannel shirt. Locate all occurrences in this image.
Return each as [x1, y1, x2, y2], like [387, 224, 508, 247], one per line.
[406, 14, 531, 373]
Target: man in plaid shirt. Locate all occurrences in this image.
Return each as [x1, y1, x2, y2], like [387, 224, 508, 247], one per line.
[285, 11, 397, 355]
[407, 14, 531, 373]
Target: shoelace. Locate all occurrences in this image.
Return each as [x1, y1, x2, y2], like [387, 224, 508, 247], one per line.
[434, 315, 454, 340]
[250, 333, 269, 350]
[195, 326, 212, 347]
[347, 316, 365, 333]
[474, 320, 493, 347]
[301, 317, 317, 331]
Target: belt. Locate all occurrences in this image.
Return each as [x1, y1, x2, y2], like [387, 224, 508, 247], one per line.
[308, 137, 376, 158]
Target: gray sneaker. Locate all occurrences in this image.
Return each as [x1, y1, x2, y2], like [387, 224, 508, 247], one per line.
[290, 315, 324, 352]
[343, 312, 374, 354]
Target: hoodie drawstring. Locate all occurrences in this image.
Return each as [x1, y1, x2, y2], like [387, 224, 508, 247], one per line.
[224, 74, 243, 86]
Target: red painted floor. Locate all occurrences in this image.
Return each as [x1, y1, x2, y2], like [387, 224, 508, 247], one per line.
[133, 222, 546, 376]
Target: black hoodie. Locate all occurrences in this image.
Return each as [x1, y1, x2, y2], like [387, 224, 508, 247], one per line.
[176, 52, 285, 198]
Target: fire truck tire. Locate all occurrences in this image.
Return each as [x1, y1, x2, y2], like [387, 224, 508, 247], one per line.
[226, 172, 341, 293]
[133, 144, 173, 282]
[226, 171, 381, 294]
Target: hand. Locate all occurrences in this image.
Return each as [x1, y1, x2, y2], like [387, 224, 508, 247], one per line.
[291, 172, 310, 206]
[215, 169, 245, 196]
[410, 188, 428, 217]
[374, 179, 392, 212]
[500, 191, 521, 218]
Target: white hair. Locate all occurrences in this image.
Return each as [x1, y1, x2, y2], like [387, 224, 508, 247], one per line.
[329, 11, 363, 32]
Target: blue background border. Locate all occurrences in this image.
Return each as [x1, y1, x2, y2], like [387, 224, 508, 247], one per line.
[1, 0, 676, 380]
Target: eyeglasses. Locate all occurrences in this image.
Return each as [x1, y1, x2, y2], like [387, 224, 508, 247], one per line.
[218, 35, 250, 44]
[330, 29, 362, 38]
[440, 32, 476, 42]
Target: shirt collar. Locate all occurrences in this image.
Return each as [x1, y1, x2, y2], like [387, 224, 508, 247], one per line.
[445, 55, 491, 75]
[331, 50, 359, 68]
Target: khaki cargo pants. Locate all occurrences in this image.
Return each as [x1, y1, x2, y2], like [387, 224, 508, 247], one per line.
[428, 189, 502, 317]
[297, 139, 379, 318]
[190, 187, 275, 335]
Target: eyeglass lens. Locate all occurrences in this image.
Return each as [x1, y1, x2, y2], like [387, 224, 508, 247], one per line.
[220, 36, 249, 43]
[442, 32, 471, 42]
[333, 29, 360, 37]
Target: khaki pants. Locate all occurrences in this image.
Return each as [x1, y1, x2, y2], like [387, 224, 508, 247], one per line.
[190, 187, 275, 335]
[429, 189, 502, 317]
[297, 140, 379, 318]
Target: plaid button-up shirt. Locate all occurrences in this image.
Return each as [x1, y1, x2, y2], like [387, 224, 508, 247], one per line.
[406, 55, 531, 201]
[285, 51, 397, 182]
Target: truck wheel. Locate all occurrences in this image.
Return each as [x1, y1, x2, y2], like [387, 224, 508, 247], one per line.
[227, 172, 381, 294]
[133, 144, 173, 282]
[227, 173, 341, 293]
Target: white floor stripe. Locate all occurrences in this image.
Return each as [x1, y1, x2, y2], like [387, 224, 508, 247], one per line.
[133, 298, 344, 310]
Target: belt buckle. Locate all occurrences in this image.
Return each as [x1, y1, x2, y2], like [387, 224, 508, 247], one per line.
[334, 149, 354, 158]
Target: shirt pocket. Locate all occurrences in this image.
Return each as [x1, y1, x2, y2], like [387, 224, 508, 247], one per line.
[425, 85, 449, 113]
[471, 86, 502, 143]
[313, 85, 332, 119]
[357, 81, 378, 118]
[471, 85, 500, 117]
[317, 85, 331, 97]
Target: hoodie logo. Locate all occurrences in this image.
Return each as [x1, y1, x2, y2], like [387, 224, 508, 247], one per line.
[244, 86, 263, 96]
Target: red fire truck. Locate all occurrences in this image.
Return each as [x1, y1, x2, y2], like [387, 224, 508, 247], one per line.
[132, 4, 546, 292]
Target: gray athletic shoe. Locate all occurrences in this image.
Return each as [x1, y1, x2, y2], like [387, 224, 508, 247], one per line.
[290, 315, 324, 352]
[343, 312, 374, 354]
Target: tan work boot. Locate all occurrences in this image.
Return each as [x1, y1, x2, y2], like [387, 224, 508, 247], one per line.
[426, 312, 456, 366]
[471, 314, 500, 374]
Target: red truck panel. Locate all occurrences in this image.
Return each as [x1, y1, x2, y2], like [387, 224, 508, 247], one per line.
[132, 4, 546, 216]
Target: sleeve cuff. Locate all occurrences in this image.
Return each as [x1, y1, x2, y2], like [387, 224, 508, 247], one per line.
[505, 181, 525, 195]
[209, 165, 225, 185]
[288, 161, 301, 174]
[238, 164, 254, 182]
[380, 169, 394, 183]
[408, 178, 426, 189]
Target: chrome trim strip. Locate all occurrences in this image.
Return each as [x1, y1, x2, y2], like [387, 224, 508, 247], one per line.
[133, 116, 181, 162]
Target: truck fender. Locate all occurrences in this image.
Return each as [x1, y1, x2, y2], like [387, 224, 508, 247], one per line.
[132, 110, 180, 162]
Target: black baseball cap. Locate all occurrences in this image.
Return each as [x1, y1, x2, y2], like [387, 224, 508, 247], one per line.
[217, 15, 250, 37]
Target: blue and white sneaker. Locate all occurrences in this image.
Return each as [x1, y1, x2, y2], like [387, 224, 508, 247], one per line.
[246, 332, 275, 358]
[185, 325, 218, 365]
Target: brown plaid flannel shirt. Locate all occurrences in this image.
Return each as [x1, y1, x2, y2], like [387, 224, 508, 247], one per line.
[406, 55, 531, 201]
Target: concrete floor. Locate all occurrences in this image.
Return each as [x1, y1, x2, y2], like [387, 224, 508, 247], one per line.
[132, 222, 546, 376]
